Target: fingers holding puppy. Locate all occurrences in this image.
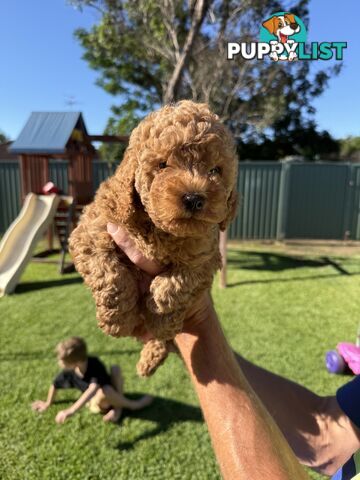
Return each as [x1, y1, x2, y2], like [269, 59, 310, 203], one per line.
[107, 222, 164, 294]
[106, 223, 215, 337]
[107, 223, 163, 277]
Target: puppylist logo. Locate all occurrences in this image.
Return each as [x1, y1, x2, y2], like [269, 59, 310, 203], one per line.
[227, 12, 347, 62]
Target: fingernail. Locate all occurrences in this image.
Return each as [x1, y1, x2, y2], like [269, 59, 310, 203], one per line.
[107, 223, 119, 235]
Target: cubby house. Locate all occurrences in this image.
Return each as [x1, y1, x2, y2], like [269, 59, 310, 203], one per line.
[10, 112, 95, 204]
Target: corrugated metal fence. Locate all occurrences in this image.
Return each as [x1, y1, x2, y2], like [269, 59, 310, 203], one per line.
[0, 162, 21, 235]
[229, 163, 284, 239]
[228, 162, 360, 241]
[1, 160, 360, 240]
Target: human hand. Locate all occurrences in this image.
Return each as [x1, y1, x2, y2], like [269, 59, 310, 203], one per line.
[106, 223, 164, 276]
[31, 400, 50, 413]
[55, 409, 73, 424]
[107, 223, 215, 337]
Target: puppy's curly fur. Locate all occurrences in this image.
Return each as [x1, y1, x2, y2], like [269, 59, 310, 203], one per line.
[69, 100, 238, 376]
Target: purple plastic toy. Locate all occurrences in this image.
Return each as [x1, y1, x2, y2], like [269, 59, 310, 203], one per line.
[326, 342, 360, 375]
[325, 350, 346, 374]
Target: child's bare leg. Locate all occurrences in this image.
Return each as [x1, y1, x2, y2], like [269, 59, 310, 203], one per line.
[87, 389, 111, 413]
[110, 365, 124, 394]
[103, 366, 153, 422]
[103, 365, 124, 423]
[102, 385, 153, 411]
[103, 365, 125, 422]
[103, 406, 122, 423]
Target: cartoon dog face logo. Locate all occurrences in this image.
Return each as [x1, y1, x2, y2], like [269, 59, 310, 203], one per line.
[262, 13, 301, 61]
[263, 13, 300, 43]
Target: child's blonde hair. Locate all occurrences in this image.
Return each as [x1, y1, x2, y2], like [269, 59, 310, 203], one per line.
[56, 336, 87, 363]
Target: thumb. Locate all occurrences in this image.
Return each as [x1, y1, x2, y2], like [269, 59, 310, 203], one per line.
[107, 223, 163, 276]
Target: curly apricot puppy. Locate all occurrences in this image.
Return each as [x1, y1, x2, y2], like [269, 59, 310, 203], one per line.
[69, 100, 238, 376]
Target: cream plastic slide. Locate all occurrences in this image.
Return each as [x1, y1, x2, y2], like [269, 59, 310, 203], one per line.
[0, 193, 60, 297]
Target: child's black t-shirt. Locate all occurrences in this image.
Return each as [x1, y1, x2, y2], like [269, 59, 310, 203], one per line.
[53, 356, 112, 392]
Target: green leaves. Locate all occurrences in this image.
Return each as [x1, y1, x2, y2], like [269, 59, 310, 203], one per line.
[0, 130, 9, 144]
[340, 137, 360, 161]
[70, 0, 340, 144]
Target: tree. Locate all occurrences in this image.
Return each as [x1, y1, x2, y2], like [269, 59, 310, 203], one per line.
[70, 0, 340, 145]
[340, 137, 360, 161]
[238, 123, 340, 161]
[0, 131, 9, 144]
[98, 101, 139, 163]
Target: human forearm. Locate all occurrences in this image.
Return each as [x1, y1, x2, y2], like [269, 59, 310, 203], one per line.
[234, 354, 360, 475]
[175, 306, 309, 480]
[234, 354, 323, 466]
[46, 385, 57, 406]
[32, 385, 57, 412]
[105, 225, 308, 477]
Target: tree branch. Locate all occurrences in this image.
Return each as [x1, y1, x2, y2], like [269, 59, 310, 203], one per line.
[163, 0, 210, 103]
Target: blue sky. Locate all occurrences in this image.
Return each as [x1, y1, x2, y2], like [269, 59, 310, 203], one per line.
[1, 0, 359, 141]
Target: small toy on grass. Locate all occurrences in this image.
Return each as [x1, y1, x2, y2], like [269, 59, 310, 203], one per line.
[326, 328, 360, 375]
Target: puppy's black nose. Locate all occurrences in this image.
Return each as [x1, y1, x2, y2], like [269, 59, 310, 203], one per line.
[290, 22, 298, 29]
[182, 193, 205, 212]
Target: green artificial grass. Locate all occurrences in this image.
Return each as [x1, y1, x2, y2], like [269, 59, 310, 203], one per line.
[1, 244, 360, 479]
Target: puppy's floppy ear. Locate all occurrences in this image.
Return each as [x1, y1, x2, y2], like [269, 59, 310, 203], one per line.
[97, 147, 138, 226]
[284, 13, 296, 24]
[114, 148, 139, 225]
[262, 16, 278, 35]
[219, 189, 238, 232]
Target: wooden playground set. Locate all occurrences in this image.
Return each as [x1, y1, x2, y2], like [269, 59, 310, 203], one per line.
[0, 112, 128, 295]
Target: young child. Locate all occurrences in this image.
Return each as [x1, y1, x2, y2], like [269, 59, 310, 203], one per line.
[31, 336, 153, 424]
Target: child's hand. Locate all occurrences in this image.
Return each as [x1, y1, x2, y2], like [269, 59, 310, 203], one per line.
[55, 409, 73, 424]
[31, 400, 50, 412]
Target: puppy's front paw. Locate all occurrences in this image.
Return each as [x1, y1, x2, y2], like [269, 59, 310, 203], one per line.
[147, 275, 189, 314]
[146, 292, 173, 315]
[97, 305, 141, 337]
[144, 309, 185, 341]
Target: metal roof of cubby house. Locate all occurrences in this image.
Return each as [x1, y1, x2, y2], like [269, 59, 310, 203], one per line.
[9, 112, 88, 154]
[9, 111, 94, 204]
[8, 111, 128, 204]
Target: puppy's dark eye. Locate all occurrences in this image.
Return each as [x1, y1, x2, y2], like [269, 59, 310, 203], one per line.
[159, 162, 167, 169]
[209, 166, 221, 176]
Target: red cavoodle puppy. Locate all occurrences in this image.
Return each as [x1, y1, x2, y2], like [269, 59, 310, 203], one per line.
[69, 100, 238, 376]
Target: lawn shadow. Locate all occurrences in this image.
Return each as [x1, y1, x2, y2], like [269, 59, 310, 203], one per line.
[0, 349, 139, 362]
[226, 251, 354, 287]
[227, 250, 328, 272]
[15, 277, 83, 294]
[93, 349, 140, 357]
[227, 272, 360, 288]
[115, 394, 202, 451]
[0, 351, 54, 362]
[52, 399, 78, 406]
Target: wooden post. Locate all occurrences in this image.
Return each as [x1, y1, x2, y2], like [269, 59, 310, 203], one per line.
[47, 223, 54, 251]
[219, 229, 227, 288]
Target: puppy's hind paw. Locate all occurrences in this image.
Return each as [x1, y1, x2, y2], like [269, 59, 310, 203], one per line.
[137, 340, 169, 377]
